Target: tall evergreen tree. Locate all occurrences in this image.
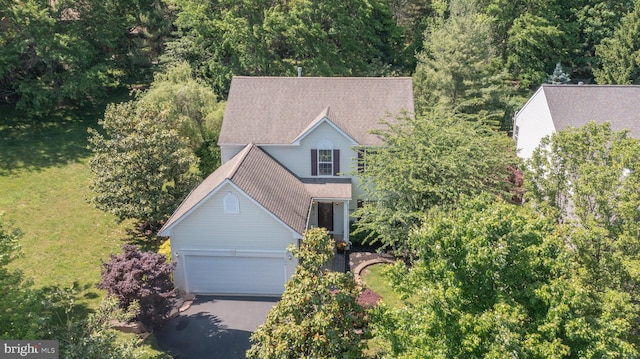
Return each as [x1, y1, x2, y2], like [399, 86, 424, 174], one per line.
[413, 0, 517, 130]
[594, 0, 640, 84]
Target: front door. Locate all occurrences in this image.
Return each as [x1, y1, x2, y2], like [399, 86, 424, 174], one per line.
[317, 202, 334, 232]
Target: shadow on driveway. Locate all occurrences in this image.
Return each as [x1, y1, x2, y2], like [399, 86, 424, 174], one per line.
[155, 296, 279, 359]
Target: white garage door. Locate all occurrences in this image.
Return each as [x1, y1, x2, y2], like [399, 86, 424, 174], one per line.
[182, 250, 288, 295]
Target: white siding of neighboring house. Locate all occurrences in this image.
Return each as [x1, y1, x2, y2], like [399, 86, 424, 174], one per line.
[514, 87, 557, 160]
[169, 182, 298, 291]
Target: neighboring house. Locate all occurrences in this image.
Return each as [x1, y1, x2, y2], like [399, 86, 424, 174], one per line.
[513, 84, 640, 159]
[159, 76, 414, 296]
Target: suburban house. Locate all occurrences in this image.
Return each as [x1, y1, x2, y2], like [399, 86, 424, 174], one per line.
[513, 84, 640, 159]
[158, 76, 414, 296]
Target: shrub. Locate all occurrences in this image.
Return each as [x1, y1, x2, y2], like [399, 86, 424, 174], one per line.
[98, 245, 176, 330]
[157, 239, 171, 262]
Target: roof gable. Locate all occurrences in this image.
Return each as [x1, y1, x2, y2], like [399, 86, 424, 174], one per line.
[541, 84, 640, 137]
[292, 108, 357, 145]
[159, 144, 311, 237]
[219, 77, 414, 146]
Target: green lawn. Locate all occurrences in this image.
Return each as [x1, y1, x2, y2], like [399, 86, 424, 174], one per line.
[360, 263, 404, 308]
[0, 97, 169, 357]
[0, 99, 132, 306]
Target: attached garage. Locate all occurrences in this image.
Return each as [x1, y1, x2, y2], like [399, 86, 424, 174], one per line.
[181, 249, 290, 296]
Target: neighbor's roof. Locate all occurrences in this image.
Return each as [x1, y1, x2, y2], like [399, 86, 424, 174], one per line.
[219, 77, 414, 146]
[542, 84, 640, 137]
[159, 144, 311, 236]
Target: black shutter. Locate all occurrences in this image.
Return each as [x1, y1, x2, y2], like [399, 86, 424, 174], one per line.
[357, 149, 364, 173]
[311, 149, 318, 176]
[333, 149, 340, 176]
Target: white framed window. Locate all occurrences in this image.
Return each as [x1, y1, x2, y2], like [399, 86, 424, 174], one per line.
[311, 141, 340, 176]
[318, 149, 333, 176]
[223, 192, 239, 214]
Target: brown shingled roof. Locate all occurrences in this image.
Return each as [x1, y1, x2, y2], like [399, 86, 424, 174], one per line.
[159, 144, 313, 236]
[543, 84, 640, 137]
[231, 145, 311, 235]
[219, 77, 414, 146]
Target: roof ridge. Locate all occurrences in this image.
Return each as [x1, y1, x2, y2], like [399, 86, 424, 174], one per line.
[228, 143, 254, 180]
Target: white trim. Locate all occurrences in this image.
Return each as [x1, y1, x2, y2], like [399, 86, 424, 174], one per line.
[312, 196, 352, 201]
[317, 148, 334, 176]
[159, 180, 302, 239]
[293, 117, 358, 146]
[223, 192, 240, 214]
[514, 85, 545, 122]
[180, 249, 289, 295]
[180, 249, 288, 258]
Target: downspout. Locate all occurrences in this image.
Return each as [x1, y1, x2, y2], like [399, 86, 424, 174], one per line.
[304, 198, 315, 236]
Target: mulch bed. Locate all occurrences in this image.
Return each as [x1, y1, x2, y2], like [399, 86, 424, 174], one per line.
[357, 288, 382, 308]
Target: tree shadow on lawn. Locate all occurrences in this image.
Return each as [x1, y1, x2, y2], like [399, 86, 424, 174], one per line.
[156, 312, 253, 359]
[0, 91, 130, 175]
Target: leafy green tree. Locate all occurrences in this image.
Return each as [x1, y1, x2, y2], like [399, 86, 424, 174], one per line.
[163, 0, 404, 96]
[0, 221, 145, 357]
[354, 112, 519, 250]
[413, 0, 518, 130]
[137, 62, 225, 174]
[51, 294, 143, 359]
[247, 227, 366, 359]
[0, 221, 46, 339]
[594, 0, 640, 84]
[369, 195, 638, 358]
[526, 122, 640, 295]
[506, 11, 570, 88]
[573, 0, 634, 78]
[88, 100, 200, 228]
[0, 0, 172, 114]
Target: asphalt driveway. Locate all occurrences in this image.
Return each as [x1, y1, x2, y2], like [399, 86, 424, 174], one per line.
[155, 296, 279, 359]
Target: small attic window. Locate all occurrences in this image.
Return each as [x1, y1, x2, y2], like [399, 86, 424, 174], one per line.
[223, 192, 240, 214]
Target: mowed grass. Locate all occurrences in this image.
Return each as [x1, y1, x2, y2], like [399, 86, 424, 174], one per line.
[0, 96, 131, 307]
[0, 94, 170, 358]
[360, 263, 404, 308]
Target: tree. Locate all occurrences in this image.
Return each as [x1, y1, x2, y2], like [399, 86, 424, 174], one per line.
[162, 0, 404, 97]
[0, 221, 145, 358]
[247, 227, 366, 359]
[573, 0, 634, 79]
[413, 0, 519, 130]
[547, 62, 571, 84]
[98, 245, 175, 329]
[354, 112, 520, 250]
[482, 0, 576, 87]
[369, 195, 638, 358]
[594, 0, 640, 84]
[0, 220, 47, 339]
[526, 122, 640, 296]
[137, 62, 225, 174]
[0, 0, 171, 114]
[88, 99, 200, 227]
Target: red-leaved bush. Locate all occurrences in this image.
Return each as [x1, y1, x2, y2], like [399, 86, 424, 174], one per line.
[98, 245, 175, 329]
